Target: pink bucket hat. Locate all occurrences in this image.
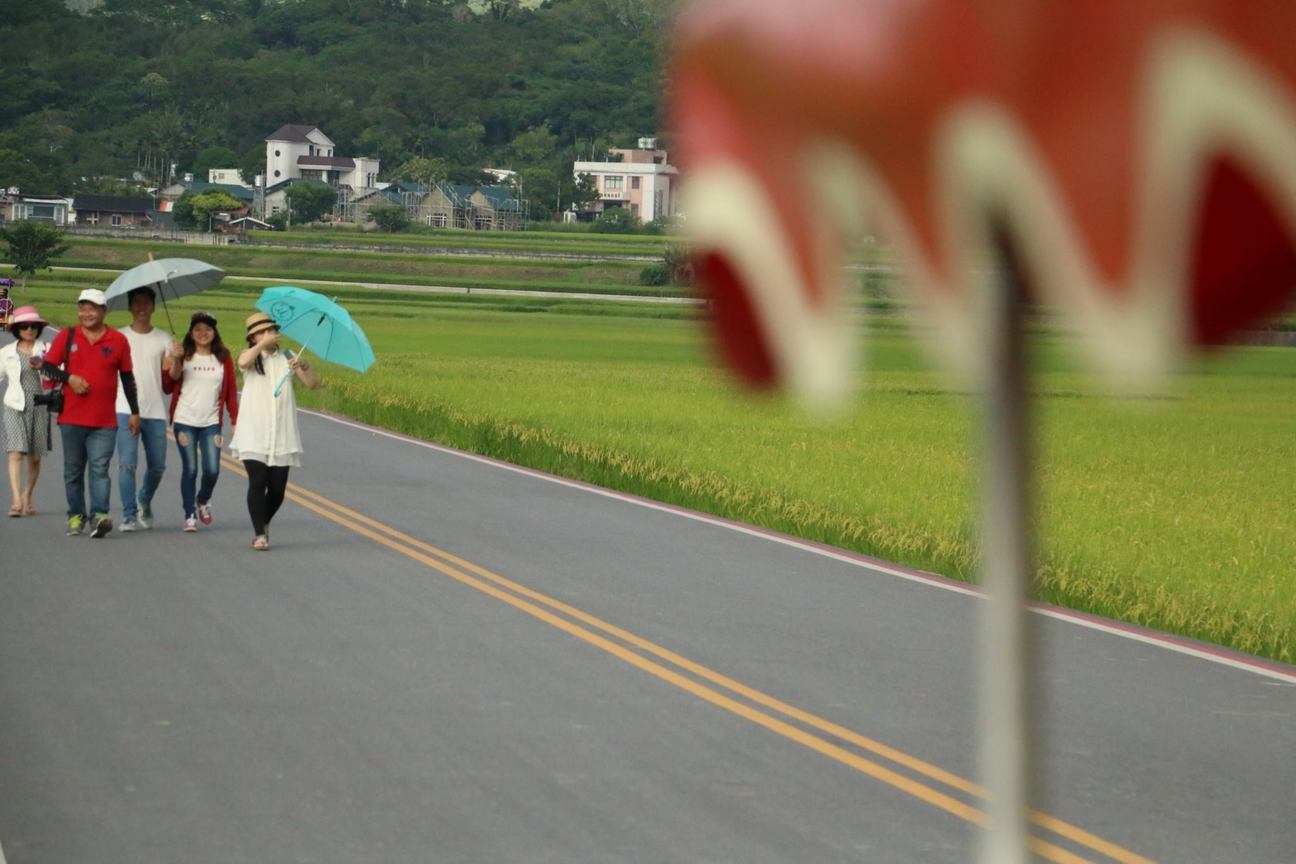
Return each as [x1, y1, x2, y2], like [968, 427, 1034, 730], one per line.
[6, 305, 48, 334]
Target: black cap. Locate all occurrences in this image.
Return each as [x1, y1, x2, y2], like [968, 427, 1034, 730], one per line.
[189, 311, 218, 329]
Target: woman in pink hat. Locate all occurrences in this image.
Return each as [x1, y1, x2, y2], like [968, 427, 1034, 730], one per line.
[0, 305, 54, 515]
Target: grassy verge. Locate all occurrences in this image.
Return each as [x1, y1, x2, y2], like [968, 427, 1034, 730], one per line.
[17, 277, 1293, 663]
[58, 238, 694, 298]
[246, 226, 674, 257]
[64, 237, 649, 273]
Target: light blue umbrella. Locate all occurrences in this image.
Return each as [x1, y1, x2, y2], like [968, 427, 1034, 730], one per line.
[104, 257, 226, 332]
[255, 286, 375, 395]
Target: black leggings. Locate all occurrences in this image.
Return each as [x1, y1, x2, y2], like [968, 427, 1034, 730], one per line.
[243, 460, 290, 536]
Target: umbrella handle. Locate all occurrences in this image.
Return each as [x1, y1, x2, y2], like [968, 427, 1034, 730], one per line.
[274, 347, 314, 397]
[273, 349, 303, 398]
[273, 366, 293, 398]
[272, 312, 327, 397]
[274, 357, 292, 398]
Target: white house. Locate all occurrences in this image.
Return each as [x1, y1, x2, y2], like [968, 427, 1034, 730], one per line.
[572, 137, 677, 223]
[0, 190, 73, 226]
[264, 124, 380, 191]
[207, 168, 246, 185]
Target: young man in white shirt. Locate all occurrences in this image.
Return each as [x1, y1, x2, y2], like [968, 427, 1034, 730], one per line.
[115, 286, 177, 531]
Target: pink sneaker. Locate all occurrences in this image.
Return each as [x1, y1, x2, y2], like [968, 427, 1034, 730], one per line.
[184, 516, 198, 532]
[197, 502, 213, 526]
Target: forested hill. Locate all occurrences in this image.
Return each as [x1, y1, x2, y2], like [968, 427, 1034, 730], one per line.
[1, 0, 673, 212]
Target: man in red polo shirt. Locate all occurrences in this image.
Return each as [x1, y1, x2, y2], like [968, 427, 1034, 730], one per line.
[36, 288, 141, 537]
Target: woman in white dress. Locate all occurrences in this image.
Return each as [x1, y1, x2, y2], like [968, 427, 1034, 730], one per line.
[228, 311, 320, 550]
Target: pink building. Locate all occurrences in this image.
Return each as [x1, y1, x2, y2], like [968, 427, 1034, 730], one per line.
[573, 138, 677, 223]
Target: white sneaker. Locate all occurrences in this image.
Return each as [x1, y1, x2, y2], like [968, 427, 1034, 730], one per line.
[184, 516, 198, 533]
[121, 516, 137, 533]
[197, 502, 213, 526]
[137, 502, 153, 530]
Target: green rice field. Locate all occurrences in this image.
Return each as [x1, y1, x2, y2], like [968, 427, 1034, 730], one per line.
[16, 273, 1295, 663]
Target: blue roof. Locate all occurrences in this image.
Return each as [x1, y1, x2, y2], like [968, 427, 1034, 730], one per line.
[264, 177, 335, 195]
[420, 183, 474, 206]
[183, 181, 254, 202]
[355, 188, 404, 205]
[475, 185, 520, 211]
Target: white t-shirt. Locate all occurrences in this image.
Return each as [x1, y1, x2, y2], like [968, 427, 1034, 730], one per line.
[172, 353, 225, 428]
[115, 326, 172, 419]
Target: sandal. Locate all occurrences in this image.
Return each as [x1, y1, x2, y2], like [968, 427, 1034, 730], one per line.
[23, 503, 35, 515]
[252, 535, 269, 551]
[8, 504, 21, 518]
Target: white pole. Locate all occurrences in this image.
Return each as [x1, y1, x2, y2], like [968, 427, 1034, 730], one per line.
[273, 323, 319, 398]
[979, 254, 1035, 864]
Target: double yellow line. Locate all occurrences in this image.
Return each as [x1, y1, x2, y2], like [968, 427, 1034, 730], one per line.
[221, 456, 1154, 864]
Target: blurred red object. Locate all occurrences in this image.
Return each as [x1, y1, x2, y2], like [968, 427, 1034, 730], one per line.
[670, 0, 1296, 391]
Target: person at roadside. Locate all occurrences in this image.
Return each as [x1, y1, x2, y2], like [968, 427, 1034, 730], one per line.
[163, 311, 238, 533]
[34, 288, 140, 538]
[228, 312, 320, 551]
[115, 286, 176, 532]
[1, 306, 53, 516]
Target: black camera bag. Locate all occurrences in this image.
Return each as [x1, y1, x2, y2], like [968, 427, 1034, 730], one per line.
[34, 326, 75, 414]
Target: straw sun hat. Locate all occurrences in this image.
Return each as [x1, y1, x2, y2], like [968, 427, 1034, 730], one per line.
[245, 311, 278, 338]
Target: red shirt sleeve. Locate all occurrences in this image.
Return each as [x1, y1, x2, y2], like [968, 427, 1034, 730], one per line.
[223, 355, 240, 426]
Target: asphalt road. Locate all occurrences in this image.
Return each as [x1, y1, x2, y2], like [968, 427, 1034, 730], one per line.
[1, 408, 1293, 863]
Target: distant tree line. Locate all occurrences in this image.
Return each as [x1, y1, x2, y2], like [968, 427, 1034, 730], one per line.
[0, 0, 674, 220]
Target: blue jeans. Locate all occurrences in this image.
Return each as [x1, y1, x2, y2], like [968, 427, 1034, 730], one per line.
[61, 424, 116, 519]
[174, 423, 222, 519]
[117, 414, 168, 517]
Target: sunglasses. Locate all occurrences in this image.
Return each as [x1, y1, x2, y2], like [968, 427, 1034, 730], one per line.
[15, 323, 39, 330]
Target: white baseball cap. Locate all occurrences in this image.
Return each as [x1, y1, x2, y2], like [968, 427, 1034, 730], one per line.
[77, 288, 108, 307]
